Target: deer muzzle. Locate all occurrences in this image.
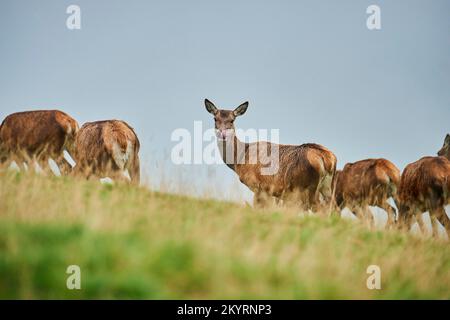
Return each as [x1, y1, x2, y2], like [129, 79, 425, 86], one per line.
[216, 129, 233, 141]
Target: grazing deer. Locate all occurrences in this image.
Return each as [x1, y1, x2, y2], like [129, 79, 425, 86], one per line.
[398, 134, 450, 237]
[0, 110, 78, 174]
[334, 158, 400, 228]
[204, 99, 337, 210]
[73, 120, 140, 184]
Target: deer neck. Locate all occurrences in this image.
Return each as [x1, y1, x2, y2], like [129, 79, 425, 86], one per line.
[217, 133, 246, 171]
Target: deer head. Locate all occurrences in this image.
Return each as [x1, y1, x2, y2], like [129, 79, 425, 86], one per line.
[437, 134, 450, 160]
[204, 99, 248, 141]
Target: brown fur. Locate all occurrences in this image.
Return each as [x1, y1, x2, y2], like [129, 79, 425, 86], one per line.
[73, 120, 140, 184]
[334, 158, 400, 227]
[398, 148, 450, 236]
[398, 134, 450, 236]
[0, 110, 79, 174]
[205, 99, 337, 210]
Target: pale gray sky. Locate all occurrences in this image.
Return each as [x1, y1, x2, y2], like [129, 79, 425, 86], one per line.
[1, 0, 449, 201]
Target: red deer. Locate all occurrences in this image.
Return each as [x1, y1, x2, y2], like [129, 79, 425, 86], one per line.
[398, 134, 450, 237]
[334, 158, 400, 228]
[73, 120, 140, 184]
[204, 99, 337, 210]
[0, 110, 79, 174]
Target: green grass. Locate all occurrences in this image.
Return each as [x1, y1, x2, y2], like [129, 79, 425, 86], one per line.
[0, 171, 449, 299]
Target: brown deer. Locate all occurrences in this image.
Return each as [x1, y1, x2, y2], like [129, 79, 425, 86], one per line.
[334, 158, 400, 228]
[73, 120, 140, 184]
[204, 99, 337, 210]
[398, 134, 450, 237]
[0, 110, 79, 174]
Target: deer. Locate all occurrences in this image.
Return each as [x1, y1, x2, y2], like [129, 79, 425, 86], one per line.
[0, 110, 79, 174]
[334, 158, 401, 228]
[73, 120, 140, 184]
[204, 99, 337, 210]
[398, 134, 450, 237]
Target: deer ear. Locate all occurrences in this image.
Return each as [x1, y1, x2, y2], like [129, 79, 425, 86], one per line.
[445, 134, 450, 144]
[233, 101, 249, 117]
[204, 99, 218, 115]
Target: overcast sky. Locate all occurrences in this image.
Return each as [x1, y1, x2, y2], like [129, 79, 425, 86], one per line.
[1, 0, 449, 201]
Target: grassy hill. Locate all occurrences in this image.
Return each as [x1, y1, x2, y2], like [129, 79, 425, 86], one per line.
[0, 171, 449, 299]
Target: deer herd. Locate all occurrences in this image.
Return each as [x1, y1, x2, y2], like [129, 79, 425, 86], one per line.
[1, 101, 449, 238]
[0, 110, 140, 184]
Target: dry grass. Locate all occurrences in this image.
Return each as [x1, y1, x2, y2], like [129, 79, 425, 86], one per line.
[0, 171, 449, 299]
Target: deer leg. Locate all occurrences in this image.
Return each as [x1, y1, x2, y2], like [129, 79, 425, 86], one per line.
[254, 191, 271, 209]
[415, 213, 428, 236]
[365, 206, 375, 229]
[128, 156, 140, 185]
[353, 205, 366, 223]
[72, 163, 92, 180]
[253, 191, 264, 209]
[104, 169, 125, 184]
[398, 213, 414, 232]
[72, 164, 82, 178]
[0, 148, 8, 169]
[55, 154, 73, 175]
[317, 172, 333, 209]
[35, 157, 51, 175]
[381, 201, 396, 229]
[431, 217, 441, 238]
[11, 154, 27, 172]
[354, 205, 374, 229]
[3, 151, 24, 171]
[0, 154, 13, 170]
[307, 186, 320, 213]
[281, 190, 298, 210]
[18, 150, 40, 173]
[433, 206, 450, 238]
[397, 204, 415, 232]
[273, 197, 284, 208]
